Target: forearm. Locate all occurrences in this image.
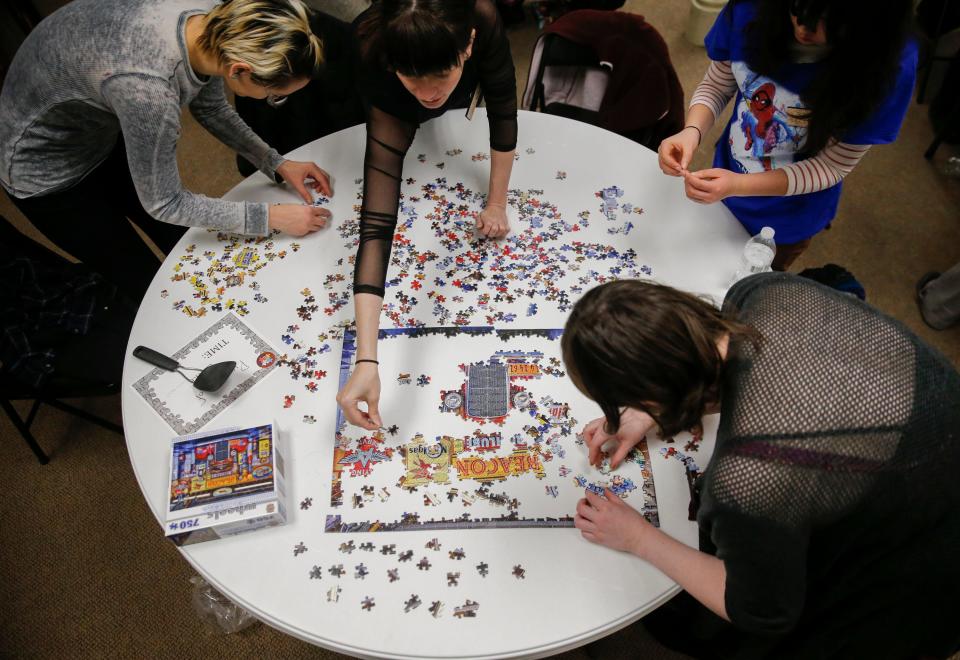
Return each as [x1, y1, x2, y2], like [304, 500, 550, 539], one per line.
[685, 104, 718, 146]
[353, 293, 383, 361]
[635, 527, 729, 621]
[733, 169, 789, 197]
[190, 80, 284, 178]
[487, 148, 515, 207]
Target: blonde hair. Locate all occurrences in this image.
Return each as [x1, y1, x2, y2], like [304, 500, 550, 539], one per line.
[198, 0, 324, 87]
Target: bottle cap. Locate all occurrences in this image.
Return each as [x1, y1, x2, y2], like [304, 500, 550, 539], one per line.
[760, 226, 775, 239]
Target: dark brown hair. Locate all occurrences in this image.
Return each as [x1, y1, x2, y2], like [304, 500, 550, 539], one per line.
[356, 0, 476, 77]
[740, 0, 913, 155]
[562, 280, 759, 437]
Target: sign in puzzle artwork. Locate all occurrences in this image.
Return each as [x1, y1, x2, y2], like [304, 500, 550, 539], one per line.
[326, 327, 659, 533]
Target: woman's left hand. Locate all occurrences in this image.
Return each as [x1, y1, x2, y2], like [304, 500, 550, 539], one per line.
[575, 488, 653, 556]
[683, 168, 743, 204]
[277, 160, 333, 202]
[476, 203, 510, 239]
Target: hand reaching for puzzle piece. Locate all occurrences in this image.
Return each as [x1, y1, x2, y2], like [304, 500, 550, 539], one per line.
[475, 203, 510, 239]
[582, 408, 656, 469]
[336, 363, 383, 430]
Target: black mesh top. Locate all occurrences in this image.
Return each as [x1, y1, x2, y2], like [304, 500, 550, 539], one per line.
[700, 273, 960, 657]
[351, 0, 518, 298]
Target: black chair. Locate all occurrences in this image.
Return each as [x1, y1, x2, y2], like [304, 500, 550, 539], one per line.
[0, 216, 131, 463]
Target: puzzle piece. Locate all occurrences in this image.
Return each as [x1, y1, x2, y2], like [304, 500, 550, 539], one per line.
[399, 550, 414, 562]
[300, 497, 313, 510]
[426, 538, 441, 551]
[449, 548, 465, 561]
[429, 601, 444, 618]
[454, 600, 479, 618]
[339, 540, 356, 554]
[355, 563, 369, 579]
[309, 566, 322, 580]
[329, 564, 345, 578]
[388, 568, 399, 582]
[404, 594, 422, 612]
[360, 542, 375, 552]
[380, 544, 397, 555]
[417, 557, 432, 571]
[293, 542, 307, 556]
[361, 596, 375, 611]
[512, 565, 526, 579]
[447, 572, 460, 586]
[476, 562, 489, 577]
[327, 586, 341, 602]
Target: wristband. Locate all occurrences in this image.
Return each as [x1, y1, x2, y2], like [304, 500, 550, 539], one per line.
[684, 125, 702, 146]
[355, 359, 379, 365]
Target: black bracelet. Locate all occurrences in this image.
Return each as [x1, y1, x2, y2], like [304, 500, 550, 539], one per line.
[684, 125, 702, 146]
[355, 359, 379, 365]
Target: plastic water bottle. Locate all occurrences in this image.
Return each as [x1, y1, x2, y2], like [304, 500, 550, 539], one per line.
[729, 226, 776, 286]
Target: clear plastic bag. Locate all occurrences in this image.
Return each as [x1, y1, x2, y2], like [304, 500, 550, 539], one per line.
[190, 575, 260, 635]
[941, 156, 960, 178]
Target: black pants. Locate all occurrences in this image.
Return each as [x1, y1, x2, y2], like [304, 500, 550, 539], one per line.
[9, 140, 186, 305]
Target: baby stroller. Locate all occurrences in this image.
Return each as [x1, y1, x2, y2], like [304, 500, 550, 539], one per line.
[521, 9, 684, 150]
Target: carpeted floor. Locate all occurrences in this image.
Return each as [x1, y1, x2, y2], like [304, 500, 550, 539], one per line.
[1, 1, 958, 658]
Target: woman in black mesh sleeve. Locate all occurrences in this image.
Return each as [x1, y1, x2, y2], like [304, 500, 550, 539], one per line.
[562, 274, 960, 658]
[337, 0, 518, 429]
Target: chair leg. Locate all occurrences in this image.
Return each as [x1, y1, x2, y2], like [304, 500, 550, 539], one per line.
[0, 398, 50, 464]
[42, 398, 123, 435]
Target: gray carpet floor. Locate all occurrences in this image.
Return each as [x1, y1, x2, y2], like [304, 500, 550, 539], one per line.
[1, 1, 958, 658]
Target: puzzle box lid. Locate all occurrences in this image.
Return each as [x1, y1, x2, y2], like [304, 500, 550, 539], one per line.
[166, 422, 282, 520]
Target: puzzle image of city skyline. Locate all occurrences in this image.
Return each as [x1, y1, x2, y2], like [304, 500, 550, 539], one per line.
[325, 326, 660, 533]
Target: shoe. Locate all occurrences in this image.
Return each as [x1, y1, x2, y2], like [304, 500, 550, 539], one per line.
[916, 271, 940, 303]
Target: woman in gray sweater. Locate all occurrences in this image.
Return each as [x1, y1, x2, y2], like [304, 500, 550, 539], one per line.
[0, 0, 334, 301]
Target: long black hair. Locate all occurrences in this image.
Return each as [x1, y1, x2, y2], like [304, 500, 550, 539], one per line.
[357, 0, 477, 77]
[561, 280, 760, 438]
[742, 0, 913, 155]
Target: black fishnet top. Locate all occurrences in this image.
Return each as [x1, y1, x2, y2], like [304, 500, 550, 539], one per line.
[701, 273, 960, 657]
[351, 0, 517, 298]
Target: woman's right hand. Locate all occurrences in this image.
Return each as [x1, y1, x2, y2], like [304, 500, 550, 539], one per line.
[336, 363, 383, 430]
[582, 408, 657, 469]
[268, 203, 331, 237]
[657, 127, 701, 177]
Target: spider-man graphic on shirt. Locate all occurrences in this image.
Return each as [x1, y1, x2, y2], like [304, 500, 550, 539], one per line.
[729, 64, 804, 173]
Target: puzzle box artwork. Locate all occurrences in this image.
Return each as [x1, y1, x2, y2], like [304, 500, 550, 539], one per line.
[326, 326, 660, 533]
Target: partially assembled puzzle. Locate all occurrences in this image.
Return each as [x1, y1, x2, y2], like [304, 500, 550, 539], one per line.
[326, 326, 659, 533]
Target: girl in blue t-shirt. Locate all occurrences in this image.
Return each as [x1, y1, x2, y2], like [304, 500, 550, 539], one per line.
[658, 0, 917, 270]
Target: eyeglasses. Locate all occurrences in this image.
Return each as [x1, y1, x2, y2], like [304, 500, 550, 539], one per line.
[266, 93, 289, 108]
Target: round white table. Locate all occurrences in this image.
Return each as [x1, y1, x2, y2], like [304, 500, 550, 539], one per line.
[122, 110, 747, 659]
